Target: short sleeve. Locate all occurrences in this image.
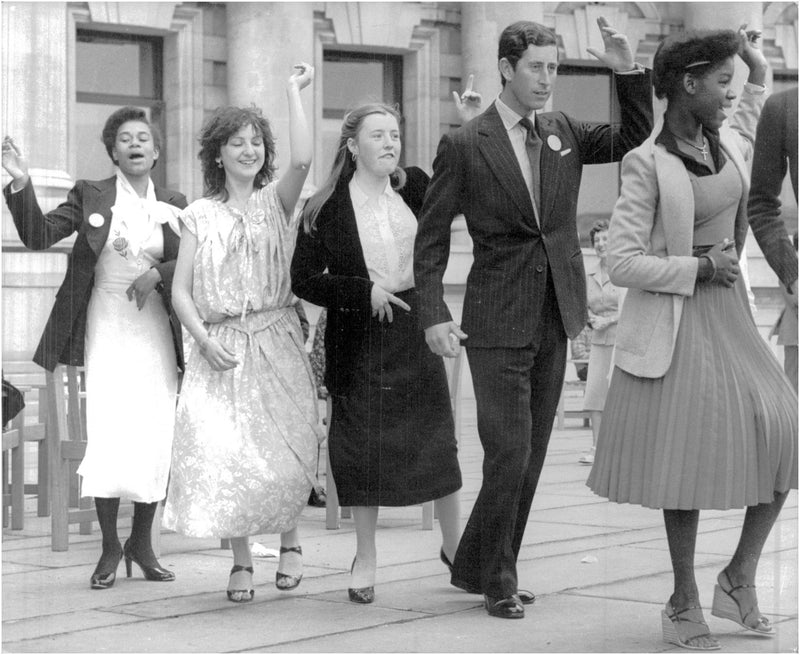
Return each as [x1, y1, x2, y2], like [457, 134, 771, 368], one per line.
[179, 204, 199, 238]
[256, 180, 292, 228]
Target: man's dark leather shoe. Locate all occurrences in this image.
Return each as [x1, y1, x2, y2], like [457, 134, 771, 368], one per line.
[484, 593, 524, 619]
[518, 589, 536, 605]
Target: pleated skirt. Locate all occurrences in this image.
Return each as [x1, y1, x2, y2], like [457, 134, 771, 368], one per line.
[587, 279, 797, 510]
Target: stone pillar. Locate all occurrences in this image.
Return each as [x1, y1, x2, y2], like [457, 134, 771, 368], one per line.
[225, 3, 316, 183]
[1, 2, 73, 240]
[683, 3, 767, 87]
[448, 3, 546, 329]
[460, 3, 545, 103]
[2, 2, 73, 365]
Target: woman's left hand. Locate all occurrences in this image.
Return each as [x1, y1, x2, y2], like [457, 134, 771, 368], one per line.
[289, 62, 314, 91]
[737, 25, 768, 80]
[126, 268, 161, 310]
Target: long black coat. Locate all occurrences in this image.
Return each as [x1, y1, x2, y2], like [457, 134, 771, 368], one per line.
[291, 167, 429, 395]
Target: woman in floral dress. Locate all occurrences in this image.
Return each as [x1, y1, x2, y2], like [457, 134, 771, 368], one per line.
[163, 63, 321, 602]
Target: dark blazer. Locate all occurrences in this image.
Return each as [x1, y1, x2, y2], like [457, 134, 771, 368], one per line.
[291, 166, 429, 395]
[414, 71, 653, 344]
[748, 87, 798, 290]
[3, 176, 187, 372]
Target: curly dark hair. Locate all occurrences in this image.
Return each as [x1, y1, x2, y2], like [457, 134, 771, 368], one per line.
[589, 219, 610, 246]
[101, 106, 161, 168]
[198, 106, 277, 201]
[498, 21, 558, 87]
[653, 30, 740, 100]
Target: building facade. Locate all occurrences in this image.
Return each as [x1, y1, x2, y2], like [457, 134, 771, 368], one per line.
[2, 1, 798, 368]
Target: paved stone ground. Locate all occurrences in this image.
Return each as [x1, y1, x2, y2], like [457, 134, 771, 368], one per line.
[3, 403, 797, 653]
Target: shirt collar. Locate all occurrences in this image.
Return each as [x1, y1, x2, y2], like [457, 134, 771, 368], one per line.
[115, 170, 155, 203]
[495, 97, 536, 133]
[348, 176, 395, 209]
[655, 117, 723, 177]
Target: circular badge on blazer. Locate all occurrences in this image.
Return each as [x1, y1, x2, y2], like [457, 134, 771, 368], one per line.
[547, 135, 562, 152]
[88, 213, 105, 228]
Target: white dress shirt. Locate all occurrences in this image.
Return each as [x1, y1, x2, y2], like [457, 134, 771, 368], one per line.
[495, 97, 540, 226]
[349, 177, 417, 293]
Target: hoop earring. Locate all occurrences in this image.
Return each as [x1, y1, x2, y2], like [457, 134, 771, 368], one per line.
[216, 160, 223, 169]
[351, 152, 357, 162]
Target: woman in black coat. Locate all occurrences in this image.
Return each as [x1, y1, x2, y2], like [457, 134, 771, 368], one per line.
[291, 103, 462, 604]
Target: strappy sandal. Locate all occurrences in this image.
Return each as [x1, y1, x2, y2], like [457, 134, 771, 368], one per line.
[662, 602, 720, 651]
[226, 565, 254, 603]
[275, 545, 303, 591]
[711, 569, 774, 635]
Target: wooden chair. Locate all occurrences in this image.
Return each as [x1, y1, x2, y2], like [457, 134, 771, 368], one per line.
[46, 365, 153, 552]
[2, 371, 51, 518]
[22, 383, 49, 517]
[2, 409, 26, 530]
[556, 358, 591, 429]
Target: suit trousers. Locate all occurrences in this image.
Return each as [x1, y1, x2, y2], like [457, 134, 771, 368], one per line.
[452, 274, 567, 598]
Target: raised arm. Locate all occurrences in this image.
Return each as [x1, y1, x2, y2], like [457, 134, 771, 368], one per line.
[276, 63, 314, 216]
[2, 135, 81, 249]
[577, 17, 653, 164]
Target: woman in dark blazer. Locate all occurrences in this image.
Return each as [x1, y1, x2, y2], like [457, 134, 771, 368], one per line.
[291, 103, 462, 604]
[2, 107, 185, 590]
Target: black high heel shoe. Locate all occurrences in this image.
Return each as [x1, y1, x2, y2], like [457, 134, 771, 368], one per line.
[123, 539, 175, 582]
[90, 546, 123, 590]
[348, 557, 375, 604]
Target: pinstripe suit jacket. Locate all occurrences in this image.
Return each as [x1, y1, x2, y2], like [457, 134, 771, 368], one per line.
[414, 72, 652, 345]
[3, 177, 186, 372]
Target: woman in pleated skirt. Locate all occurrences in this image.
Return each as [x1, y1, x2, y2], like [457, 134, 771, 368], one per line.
[587, 28, 796, 650]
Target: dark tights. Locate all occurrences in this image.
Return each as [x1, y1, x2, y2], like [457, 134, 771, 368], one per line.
[663, 490, 789, 610]
[94, 497, 163, 573]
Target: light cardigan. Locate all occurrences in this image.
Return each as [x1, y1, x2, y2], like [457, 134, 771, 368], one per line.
[608, 83, 766, 378]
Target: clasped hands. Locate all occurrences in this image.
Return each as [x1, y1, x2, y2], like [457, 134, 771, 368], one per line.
[701, 239, 740, 287]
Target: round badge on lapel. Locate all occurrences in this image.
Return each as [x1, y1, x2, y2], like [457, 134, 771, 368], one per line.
[88, 213, 105, 228]
[547, 135, 562, 152]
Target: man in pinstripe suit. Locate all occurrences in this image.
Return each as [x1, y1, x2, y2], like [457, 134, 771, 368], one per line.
[414, 17, 652, 618]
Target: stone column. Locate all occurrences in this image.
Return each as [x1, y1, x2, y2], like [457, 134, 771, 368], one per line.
[447, 3, 546, 328]
[2, 2, 73, 364]
[225, 3, 316, 184]
[460, 2, 545, 103]
[1, 2, 73, 240]
[683, 3, 767, 87]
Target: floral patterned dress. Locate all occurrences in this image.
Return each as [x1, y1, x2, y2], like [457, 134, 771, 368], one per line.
[163, 182, 322, 538]
[78, 174, 179, 502]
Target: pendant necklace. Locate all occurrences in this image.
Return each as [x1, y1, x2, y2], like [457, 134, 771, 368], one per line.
[674, 133, 708, 161]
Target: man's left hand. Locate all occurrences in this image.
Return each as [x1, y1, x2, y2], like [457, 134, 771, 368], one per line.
[587, 16, 635, 73]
